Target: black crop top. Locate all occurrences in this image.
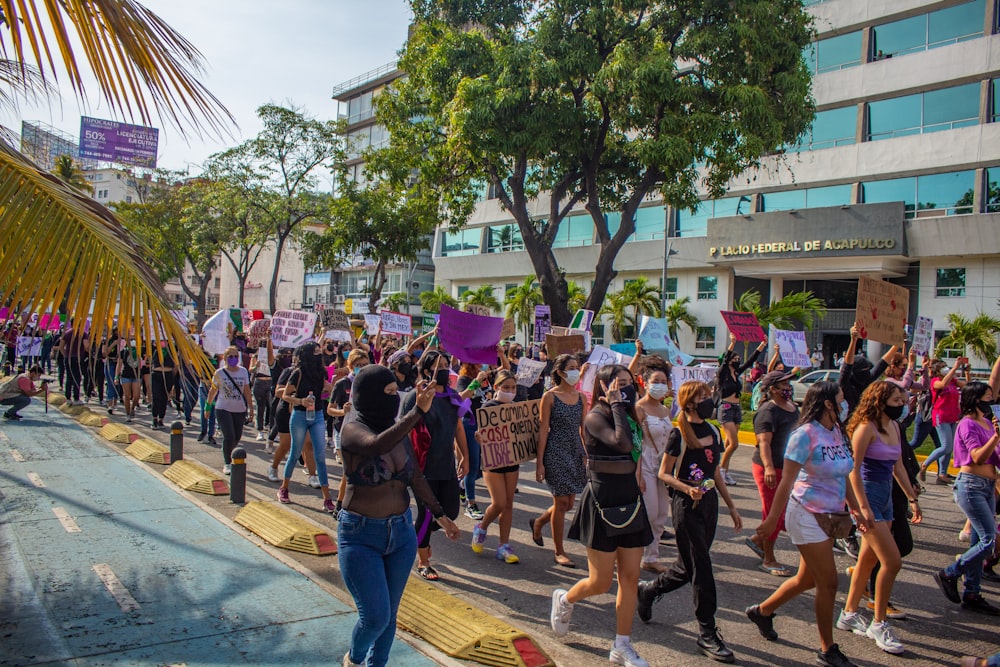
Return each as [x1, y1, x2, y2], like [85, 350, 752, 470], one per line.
[717, 348, 762, 398]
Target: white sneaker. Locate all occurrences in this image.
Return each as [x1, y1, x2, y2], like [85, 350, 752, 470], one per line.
[721, 468, 736, 485]
[326, 437, 335, 450]
[836, 609, 868, 636]
[222, 464, 232, 475]
[256, 432, 264, 441]
[308, 475, 321, 489]
[264, 440, 276, 454]
[267, 467, 280, 482]
[550, 588, 573, 637]
[866, 619, 905, 654]
[609, 642, 650, 667]
[342, 652, 362, 667]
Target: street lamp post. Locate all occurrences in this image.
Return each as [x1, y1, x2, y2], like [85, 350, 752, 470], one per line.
[661, 206, 679, 316]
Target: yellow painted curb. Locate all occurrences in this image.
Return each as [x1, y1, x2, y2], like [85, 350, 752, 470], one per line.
[77, 409, 109, 427]
[164, 460, 229, 495]
[125, 438, 171, 465]
[98, 423, 139, 444]
[233, 501, 337, 556]
[398, 577, 554, 667]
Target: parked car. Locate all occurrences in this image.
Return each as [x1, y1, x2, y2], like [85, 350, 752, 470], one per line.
[790, 369, 841, 404]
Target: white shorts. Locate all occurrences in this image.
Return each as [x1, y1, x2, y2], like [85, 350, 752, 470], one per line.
[785, 498, 832, 545]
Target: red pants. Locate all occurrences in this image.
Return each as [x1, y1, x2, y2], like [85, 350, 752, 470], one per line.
[752, 463, 785, 542]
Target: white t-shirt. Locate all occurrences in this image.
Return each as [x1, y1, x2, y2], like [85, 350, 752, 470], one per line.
[213, 366, 250, 413]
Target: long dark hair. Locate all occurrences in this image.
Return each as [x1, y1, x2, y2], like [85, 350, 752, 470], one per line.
[960, 381, 991, 416]
[717, 352, 739, 384]
[550, 353, 576, 386]
[293, 341, 325, 389]
[799, 380, 842, 429]
[592, 364, 639, 423]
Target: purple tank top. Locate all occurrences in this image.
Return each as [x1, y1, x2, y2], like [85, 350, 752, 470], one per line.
[861, 426, 900, 482]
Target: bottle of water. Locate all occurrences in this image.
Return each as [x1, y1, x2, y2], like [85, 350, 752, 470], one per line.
[305, 391, 315, 421]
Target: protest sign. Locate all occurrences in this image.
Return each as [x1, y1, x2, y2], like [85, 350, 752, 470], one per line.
[270, 309, 318, 348]
[771, 326, 811, 368]
[570, 309, 595, 331]
[515, 357, 547, 387]
[15, 336, 42, 357]
[911, 316, 934, 356]
[856, 276, 909, 346]
[610, 343, 637, 356]
[545, 332, 585, 358]
[0, 307, 8, 321]
[363, 314, 382, 332]
[466, 304, 492, 317]
[476, 399, 542, 470]
[580, 345, 634, 396]
[721, 311, 766, 342]
[246, 318, 271, 348]
[421, 314, 440, 334]
[38, 313, 62, 331]
[534, 305, 551, 343]
[638, 316, 695, 366]
[257, 347, 269, 364]
[501, 318, 516, 339]
[323, 329, 353, 343]
[671, 364, 718, 391]
[992, 404, 1000, 424]
[380, 311, 413, 336]
[324, 309, 350, 331]
[438, 304, 504, 365]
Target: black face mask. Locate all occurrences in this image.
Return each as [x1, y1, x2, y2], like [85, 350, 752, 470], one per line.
[884, 404, 905, 421]
[619, 384, 636, 407]
[977, 400, 993, 416]
[695, 398, 716, 419]
[352, 365, 400, 433]
[434, 369, 451, 389]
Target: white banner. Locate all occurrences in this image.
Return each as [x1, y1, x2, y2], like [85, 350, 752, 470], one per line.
[911, 316, 934, 356]
[771, 326, 811, 368]
[323, 329, 353, 343]
[380, 311, 413, 336]
[580, 345, 634, 397]
[515, 357, 547, 386]
[270, 309, 318, 349]
[364, 314, 382, 332]
[671, 364, 718, 391]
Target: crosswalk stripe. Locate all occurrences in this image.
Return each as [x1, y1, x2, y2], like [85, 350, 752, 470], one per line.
[92, 564, 140, 612]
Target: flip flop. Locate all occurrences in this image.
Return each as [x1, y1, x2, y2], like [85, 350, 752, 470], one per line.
[417, 565, 440, 581]
[529, 518, 543, 547]
[745, 537, 765, 559]
[554, 554, 576, 568]
[758, 563, 792, 577]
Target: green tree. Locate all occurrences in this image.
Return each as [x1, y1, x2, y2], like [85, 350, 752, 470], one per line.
[936, 312, 1000, 362]
[599, 290, 631, 343]
[380, 291, 410, 313]
[504, 277, 542, 342]
[566, 281, 587, 314]
[600, 278, 661, 342]
[461, 285, 501, 313]
[736, 288, 828, 332]
[51, 154, 93, 195]
[663, 296, 699, 343]
[380, 0, 814, 325]
[420, 285, 459, 313]
[0, 0, 232, 370]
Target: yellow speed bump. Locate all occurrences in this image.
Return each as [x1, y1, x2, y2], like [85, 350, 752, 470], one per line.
[59, 401, 86, 416]
[398, 577, 554, 667]
[77, 409, 109, 427]
[164, 460, 228, 495]
[48, 393, 67, 406]
[234, 501, 337, 556]
[125, 438, 171, 465]
[98, 423, 140, 444]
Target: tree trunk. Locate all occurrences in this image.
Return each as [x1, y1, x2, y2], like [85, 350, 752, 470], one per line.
[367, 259, 387, 315]
[269, 231, 289, 314]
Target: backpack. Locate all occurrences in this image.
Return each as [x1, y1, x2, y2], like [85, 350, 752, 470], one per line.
[0, 375, 22, 400]
[750, 382, 765, 411]
[410, 420, 432, 471]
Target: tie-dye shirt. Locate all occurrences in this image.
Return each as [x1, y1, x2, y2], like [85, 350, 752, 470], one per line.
[785, 420, 854, 513]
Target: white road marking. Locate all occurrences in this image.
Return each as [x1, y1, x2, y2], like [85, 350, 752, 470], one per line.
[0, 429, 9, 442]
[27, 472, 45, 487]
[10, 449, 24, 462]
[92, 564, 140, 612]
[52, 508, 81, 533]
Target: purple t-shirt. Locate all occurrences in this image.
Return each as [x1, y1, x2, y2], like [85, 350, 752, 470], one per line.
[953, 416, 1000, 468]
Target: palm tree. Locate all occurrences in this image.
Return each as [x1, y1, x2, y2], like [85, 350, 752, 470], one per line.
[51, 155, 94, 195]
[461, 285, 501, 312]
[736, 288, 828, 332]
[936, 312, 1000, 362]
[0, 0, 233, 375]
[504, 276, 542, 342]
[379, 291, 409, 313]
[621, 277, 661, 323]
[419, 285, 458, 313]
[663, 296, 700, 343]
[566, 280, 587, 313]
[599, 290, 631, 342]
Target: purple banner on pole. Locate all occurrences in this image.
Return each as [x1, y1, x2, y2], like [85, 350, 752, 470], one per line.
[79, 116, 159, 168]
[534, 305, 551, 343]
[438, 304, 504, 365]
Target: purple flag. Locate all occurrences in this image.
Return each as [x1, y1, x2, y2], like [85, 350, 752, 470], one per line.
[438, 304, 504, 365]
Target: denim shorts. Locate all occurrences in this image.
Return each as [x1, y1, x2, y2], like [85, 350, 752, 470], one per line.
[863, 478, 893, 523]
[717, 401, 742, 425]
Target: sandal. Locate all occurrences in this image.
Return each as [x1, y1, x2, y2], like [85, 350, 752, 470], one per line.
[417, 565, 440, 581]
[745, 537, 765, 559]
[758, 562, 792, 577]
[529, 518, 543, 547]
[554, 554, 576, 568]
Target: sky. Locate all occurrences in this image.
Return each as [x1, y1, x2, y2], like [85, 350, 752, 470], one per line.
[10, 0, 413, 173]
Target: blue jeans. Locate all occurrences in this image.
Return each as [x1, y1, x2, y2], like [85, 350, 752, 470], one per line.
[462, 420, 480, 503]
[908, 410, 940, 450]
[286, 410, 328, 486]
[945, 473, 998, 596]
[104, 360, 119, 403]
[924, 421, 956, 475]
[198, 384, 216, 439]
[181, 377, 198, 423]
[338, 509, 417, 667]
[988, 651, 1000, 667]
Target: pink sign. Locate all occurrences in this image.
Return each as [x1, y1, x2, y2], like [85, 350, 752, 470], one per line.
[720, 311, 766, 342]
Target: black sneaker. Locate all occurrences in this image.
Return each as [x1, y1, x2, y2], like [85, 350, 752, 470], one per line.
[982, 566, 1000, 583]
[636, 581, 659, 624]
[834, 536, 859, 559]
[934, 569, 961, 604]
[961, 594, 1000, 615]
[817, 643, 856, 667]
[697, 627, 735, 663]
[3, 412, 23, 421]
[745, 604, 778, 641]
[197, 434, 205, 443]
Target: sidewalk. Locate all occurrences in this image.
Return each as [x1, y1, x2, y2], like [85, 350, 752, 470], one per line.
[0, 403, 438, 667]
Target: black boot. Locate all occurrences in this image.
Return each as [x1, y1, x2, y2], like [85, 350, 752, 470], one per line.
[697, 626, 735, 663]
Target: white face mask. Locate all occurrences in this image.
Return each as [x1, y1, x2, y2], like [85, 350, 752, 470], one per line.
[564, 369, 581, 385]
[838, 400, 850, 422]
[497, 390, 516, 403]
[647, 383, 669, 400]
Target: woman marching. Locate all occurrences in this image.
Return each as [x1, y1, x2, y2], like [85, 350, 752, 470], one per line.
[836, 381, 922, 654]
[716, 334, 767, 485]
[919, 357, 970, 484]
[744, 382, 869, 667]
[531, 353, 587, 568]
[204, 346, 252, 475]
[550, 364, 654, 667]
[636, 380, 742, 663]
[339, 365, 459, 667]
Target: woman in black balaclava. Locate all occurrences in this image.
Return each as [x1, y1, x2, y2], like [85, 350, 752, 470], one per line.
[338, 365, 458, 667]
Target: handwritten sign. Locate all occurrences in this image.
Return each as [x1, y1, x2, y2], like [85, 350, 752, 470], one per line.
[466, 304, 492, 317]
[438, 305, 504, 365]
[570, 309, 595, 331]
[545, 333, 585, 358]
[476, 399, 542, 470]
[856, 276, 909, 346]
[323, 329, 353, 343]
[580, 345, 634, 397]
[771, 326, 811, 368]
[421, 314, 439, 334]
[246, 318, 271, 348]
[380, 311, 413, 336]
[270, 309, 318, 348]
[638, 316, 695, 366]
[911, 316, 934, 356]
[671, 365, 718, 392]
[15, 336, 42, 357]
[363, 314, 382, 332]
[325, 309, 350, 331]
[534, 305, 551, 343]
[721, 311, 766, 342]
[501, 318, 516, 339]
[515, 357, 547, 387]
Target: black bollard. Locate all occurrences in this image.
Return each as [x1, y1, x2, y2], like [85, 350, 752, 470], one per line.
[170, 420, 184, 463]
[230, 446, 247, 504]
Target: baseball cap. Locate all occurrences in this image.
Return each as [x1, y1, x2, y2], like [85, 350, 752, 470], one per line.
[760, 370, 794, 391]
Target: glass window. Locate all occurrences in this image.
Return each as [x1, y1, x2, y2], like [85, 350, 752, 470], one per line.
[457, 285, 469, 297]
[677, 200, 712, 238]
[633, 205, 666, 240]
[863, 170, 975, 217]
[486, 224, 524, 253]
[660, 277, 678, 301]
[552, 215, 594, 248]
[868, 93, 923, 140]
[935, 329, 963, 358]
[993, 79, 1000, 123]
[805, 31, 863, 74]
[872, 0, 985, 58]
[986, 167, 1000, 213]
[761, 190, 806, 212]
[791, 106, 856, 151]
[695, 327, 716, 350]
[862, 176, 916, 215]
[936, 268, 966, 297]
[440, 228, 481, 256]
[697, 276, 718, 300]
[869, 83, 980, 140]
[805, 184, 853, 208]
[304, 271, 331, 286]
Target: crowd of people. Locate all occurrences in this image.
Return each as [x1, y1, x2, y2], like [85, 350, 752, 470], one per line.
[5, 313, 1000, 667]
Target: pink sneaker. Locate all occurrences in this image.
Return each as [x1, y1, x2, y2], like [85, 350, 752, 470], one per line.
[323, 498, 336, 513]
[277, 487, 290, 504]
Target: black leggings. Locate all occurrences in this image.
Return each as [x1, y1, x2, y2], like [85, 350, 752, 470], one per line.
[151, 370, 175, 421]
[253, 379, 272, 430]
[64, 358, 82, 401]
[216, 408, 246, 464]
[414, 477, 461, 549]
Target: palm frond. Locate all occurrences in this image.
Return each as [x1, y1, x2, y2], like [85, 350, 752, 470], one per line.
[0, 140, 209, 375]
[0, 58, 58, 113]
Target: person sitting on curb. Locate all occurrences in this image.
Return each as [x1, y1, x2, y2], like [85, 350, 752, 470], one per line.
[0, 365, 47, 420]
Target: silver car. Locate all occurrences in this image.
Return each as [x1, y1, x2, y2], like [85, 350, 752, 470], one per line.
[790, 369, 841, 405]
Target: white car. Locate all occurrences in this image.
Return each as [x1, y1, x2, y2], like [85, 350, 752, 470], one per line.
[790, 369, 841, 405]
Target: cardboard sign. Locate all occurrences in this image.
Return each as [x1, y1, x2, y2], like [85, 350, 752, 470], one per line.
[570, 309, 595, 331]
[15, 336, 42, 357]
[246, 318, 271, 348]
[438, 304, 504, 365]
[324, 309, 350, 331]
[363, 314, 382, 332]
[911, 316, 934, 356]
[270, 309, 319, 348]
[534, 305, 551, 343]
[771, 326, 811, 368]
[466, 304, 492, 317]
[476, 399, 542, 470]
[501, 318, 516, 339]
[638, 316, 695, 366]
[856, 276, 909, 346]
[545, 333, 585, 358]
[671, 364, 718, 392]
[721, 311, 766, 342]
[38, 313, 62, 331]
[257, 347, 269, 363]
[515, 358, 547, 387]
[380, 311, 413, 336]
